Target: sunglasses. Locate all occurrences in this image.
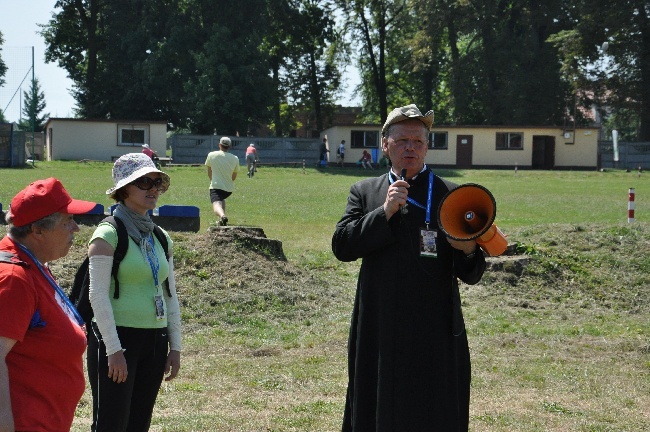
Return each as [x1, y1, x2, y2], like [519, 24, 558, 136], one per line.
[131, 176, 169, 193]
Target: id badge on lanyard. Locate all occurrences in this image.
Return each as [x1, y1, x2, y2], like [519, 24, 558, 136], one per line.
[154, 292, 166, 320]
[390, 168, 438, 258]
[420, 227, 438, 258]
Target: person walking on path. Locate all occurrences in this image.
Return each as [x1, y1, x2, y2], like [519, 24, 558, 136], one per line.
[245, 143, 259, 178]
[205, 137, 239, 226]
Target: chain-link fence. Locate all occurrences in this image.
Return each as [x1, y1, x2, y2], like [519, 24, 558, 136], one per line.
[0, 123, 25, 167]
[170, 135, 322, 165]
[599, 141, 650, 170]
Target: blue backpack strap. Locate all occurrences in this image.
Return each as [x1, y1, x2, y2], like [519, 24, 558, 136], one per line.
[0, 251, 27, 267]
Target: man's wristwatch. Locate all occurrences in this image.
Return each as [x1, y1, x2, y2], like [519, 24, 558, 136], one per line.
[464, 250, 477, 259]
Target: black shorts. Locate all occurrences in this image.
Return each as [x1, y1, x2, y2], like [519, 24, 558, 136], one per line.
[210, 189, 232, 202]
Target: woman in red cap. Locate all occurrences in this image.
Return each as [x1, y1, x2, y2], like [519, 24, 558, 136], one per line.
[0, 178, 96, 432]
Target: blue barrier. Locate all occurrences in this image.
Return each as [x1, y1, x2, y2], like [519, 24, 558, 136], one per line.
[152, 205, 200, 232]
[79, 203, 200, 232]
[157, 205, 200, 217]
[86, 203, 105, 215]
[109, 204, 153, 215]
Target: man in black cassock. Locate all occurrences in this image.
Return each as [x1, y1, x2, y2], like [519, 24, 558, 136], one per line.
[332, 104, 487, 431]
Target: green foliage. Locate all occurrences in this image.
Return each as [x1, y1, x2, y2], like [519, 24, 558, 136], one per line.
[18, 78, 50, 132]
[0, 30, 6, 89]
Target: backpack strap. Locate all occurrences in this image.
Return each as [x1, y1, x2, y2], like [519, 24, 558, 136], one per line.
[0, 251, 28, 267]
[152, 226, 172, 297]
[102, 216, 171, 298]
[102, 216, 129, 299]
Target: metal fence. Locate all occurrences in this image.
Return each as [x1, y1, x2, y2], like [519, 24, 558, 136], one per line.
[170, 135, 322, 165]
[599, 141, 650, 170]
[0, 123, 25, 168]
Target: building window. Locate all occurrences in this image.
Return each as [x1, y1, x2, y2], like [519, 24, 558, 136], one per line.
[351, 130, 379, 148]
[118, 124, 149, 147]
[429, 132, 448, 149]
[496, 132, 523, 150]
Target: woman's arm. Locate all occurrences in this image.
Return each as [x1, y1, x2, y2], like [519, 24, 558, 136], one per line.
[88, 239, 128, 383]
[164, 255, 181, 381]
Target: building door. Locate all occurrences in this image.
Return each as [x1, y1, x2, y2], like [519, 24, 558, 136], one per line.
[456, 135, 473, 168]
[532, 136, 555, 169]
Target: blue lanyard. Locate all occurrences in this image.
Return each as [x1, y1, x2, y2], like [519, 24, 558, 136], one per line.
[389, 167, 435, 227]
[16, 243, 85, 326]
[144, 234, 161, 288]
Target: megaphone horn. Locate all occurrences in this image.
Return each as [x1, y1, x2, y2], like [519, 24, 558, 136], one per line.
[437, 183, 508, 256]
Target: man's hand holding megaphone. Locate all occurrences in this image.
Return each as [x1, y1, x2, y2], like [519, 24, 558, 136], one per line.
[383, 170, 479, 258]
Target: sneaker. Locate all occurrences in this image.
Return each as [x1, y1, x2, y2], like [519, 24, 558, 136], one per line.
[219, 216, 228, 226]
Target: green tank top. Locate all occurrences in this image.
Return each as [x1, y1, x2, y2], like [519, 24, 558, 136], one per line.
[90, 223, 171, 328]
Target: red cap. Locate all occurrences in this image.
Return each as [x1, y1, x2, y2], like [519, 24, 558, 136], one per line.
[9, 178, 97, 227]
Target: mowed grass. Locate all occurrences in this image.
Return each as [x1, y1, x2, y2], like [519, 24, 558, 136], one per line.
[1, 161, 649, 431]
[2, 162, 648, 258]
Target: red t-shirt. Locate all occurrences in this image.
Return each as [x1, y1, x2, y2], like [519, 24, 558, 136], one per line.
[142, 147, 155, 158]
[0, 236, 87, 432]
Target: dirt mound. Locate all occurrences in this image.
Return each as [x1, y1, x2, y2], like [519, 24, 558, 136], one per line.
[465, 223, 650, 313]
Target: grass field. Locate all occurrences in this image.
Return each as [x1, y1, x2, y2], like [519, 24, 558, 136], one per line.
[1, 162, 649, 431]
[2, 161, 648, 258]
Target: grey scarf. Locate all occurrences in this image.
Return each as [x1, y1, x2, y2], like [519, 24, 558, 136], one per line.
[113, 203, 159, 274]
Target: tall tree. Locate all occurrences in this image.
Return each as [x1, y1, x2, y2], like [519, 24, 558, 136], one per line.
[462, 0, 568, 125]
[283, 0, 345, 132]
[19, 78, 50, 132]
[183, 0, 274, 134]
[41, 0, 104, 118]
[263, 0, 301, 136]
[567, 0, 650, 140]
[41, 0, 277, 133]
[336, 0, 407, 123]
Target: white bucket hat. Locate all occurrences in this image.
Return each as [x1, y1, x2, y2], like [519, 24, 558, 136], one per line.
[106, 153, 170, 195]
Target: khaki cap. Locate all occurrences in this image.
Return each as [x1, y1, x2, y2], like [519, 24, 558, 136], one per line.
[382, 104, 434, 136]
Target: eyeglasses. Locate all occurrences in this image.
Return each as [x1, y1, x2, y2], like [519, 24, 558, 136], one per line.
[389, 138, 428, 149]
[131, 176, 169, 193]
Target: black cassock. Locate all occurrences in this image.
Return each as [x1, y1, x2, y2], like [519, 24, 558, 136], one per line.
[332, 167, 486, 432]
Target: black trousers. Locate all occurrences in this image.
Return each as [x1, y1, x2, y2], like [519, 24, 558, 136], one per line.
[87, 322, 168, 432]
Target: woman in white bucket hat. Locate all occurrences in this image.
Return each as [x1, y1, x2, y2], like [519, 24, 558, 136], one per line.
[87, 153, 181, 431]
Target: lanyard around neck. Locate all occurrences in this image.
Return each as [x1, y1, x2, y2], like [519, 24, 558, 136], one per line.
[16, 243, 85, 326]
[388, 167, 435, 227]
